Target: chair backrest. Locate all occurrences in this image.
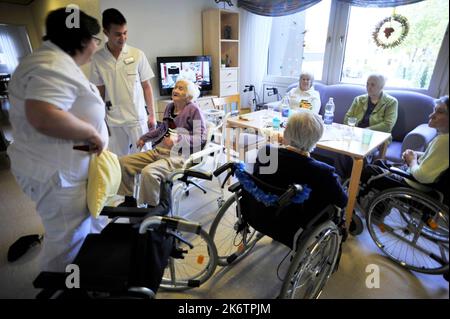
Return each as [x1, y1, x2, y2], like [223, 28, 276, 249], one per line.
[384, 89, 435, 141]
[212, 94, 241, 115]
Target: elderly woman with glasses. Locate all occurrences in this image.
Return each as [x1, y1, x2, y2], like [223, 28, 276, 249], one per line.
[358, 96, 449, 205]
[7, 8, 107, 272]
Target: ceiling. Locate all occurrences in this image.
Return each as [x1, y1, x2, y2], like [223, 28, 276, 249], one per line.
[0, 0, 34, 5]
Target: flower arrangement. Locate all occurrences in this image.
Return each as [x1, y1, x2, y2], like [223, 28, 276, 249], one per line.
[372, 14, 410, 49]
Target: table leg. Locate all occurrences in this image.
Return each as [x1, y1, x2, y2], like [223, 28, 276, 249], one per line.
[379, 141, 388, 159]
[345, 158, 364, 229]
[226, 126, 231, 163]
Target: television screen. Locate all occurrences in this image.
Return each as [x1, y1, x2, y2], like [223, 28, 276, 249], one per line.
[157, 56, 212, 97]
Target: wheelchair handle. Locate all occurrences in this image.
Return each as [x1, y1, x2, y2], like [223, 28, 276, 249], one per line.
[277, 184, 303, 207]
[213, 161, 236, 177]
[389, 166, 417, 182]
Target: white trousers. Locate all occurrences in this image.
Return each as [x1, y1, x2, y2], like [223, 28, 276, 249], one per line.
[13, 172, 106, 272]
[108, 121, 150, 157]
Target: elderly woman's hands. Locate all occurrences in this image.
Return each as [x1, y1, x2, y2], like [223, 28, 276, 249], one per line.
[136, 138, 146, 150]
[402, 149, 418, 167]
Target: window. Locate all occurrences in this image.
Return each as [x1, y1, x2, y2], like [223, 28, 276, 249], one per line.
[341, 0, 448, 89]
[267, 0, 332, 81]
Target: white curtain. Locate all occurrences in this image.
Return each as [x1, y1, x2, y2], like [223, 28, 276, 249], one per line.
[239, 10, 272, 109]
[0, 26, 20, 74]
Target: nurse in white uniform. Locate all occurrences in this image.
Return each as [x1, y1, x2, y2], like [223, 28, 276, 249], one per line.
[90, 8, 156, 156]
[7, 8, 108, 272]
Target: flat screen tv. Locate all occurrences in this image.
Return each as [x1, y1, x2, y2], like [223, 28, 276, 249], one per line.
[157, 55, 212, 97]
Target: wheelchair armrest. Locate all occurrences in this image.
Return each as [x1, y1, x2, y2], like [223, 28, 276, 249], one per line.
[182, 169, 213, 181]
[389, 166, 418, 183]
[228, 181, 241, 193]
[100, 206, 162, 218]
[187, 143, 223, 163]
[139, 216, 202, 235]
[304, 205, 336, 230]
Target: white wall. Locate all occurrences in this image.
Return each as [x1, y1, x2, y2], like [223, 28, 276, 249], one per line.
[99, 0, 238, 99]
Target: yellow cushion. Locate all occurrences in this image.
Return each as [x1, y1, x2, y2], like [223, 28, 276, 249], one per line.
[87, 150, 121, 218]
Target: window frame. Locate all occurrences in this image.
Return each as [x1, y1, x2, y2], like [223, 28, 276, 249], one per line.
[263, 0, 449, 98]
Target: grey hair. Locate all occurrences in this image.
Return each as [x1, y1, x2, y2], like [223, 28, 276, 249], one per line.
[299, 71, 315, 84]
[176, 79, 200, 102]
[284, 111, 324, 152]
[367, 73, 386, 90]
[436, 95, 449, 113]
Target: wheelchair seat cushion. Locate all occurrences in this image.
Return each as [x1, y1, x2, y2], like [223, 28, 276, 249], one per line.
[73, 223, 173, 294]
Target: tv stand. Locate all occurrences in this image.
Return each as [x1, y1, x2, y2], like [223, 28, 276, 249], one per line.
[156, 95, 218, 121]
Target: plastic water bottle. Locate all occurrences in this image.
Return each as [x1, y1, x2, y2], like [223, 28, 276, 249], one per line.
[281, 95, 290, 118]
[323, 97, 335, 125]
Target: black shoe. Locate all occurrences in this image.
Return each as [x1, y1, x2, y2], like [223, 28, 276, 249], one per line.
[118, 196, 137, 207]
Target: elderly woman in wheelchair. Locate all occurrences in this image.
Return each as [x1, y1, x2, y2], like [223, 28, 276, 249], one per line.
[117, 79, 207, 208]
[210, 112, 348, 298]
[357, 96, 449, 277]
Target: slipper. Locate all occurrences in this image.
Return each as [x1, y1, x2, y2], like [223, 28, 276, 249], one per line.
[8, 234, 43, 262]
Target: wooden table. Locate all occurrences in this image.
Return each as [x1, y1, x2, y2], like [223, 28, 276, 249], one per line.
[226, 110, 392, 229]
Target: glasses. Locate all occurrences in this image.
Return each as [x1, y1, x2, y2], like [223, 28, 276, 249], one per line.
[92, 36, 102, 45]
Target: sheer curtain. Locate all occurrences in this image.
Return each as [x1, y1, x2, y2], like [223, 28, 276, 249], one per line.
[240, 10, 272, 109]
[0, 26, 19, 74]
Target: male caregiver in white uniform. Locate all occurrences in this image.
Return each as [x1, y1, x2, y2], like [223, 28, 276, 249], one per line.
[91, 8, 156, 156]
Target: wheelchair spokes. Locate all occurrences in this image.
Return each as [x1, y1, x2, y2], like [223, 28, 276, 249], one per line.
[160, 224, 218, 291]
[280, 221, 341, 299]
[367, 189, 449, 274]
[209, 194, 260, 266]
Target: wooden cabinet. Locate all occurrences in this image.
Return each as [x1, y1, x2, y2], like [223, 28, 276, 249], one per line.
[156, 96, 218, 121]
[202, 9, 240, 97]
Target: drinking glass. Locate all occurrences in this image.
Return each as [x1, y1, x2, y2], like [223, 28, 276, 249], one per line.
[347, 117, 357, 127]
[347, 117, 357, 139]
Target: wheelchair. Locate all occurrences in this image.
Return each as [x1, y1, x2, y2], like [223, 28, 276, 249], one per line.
[32, 169, 218, 298]
[362, 166, 448, 277]
[209, 162, 346, 299]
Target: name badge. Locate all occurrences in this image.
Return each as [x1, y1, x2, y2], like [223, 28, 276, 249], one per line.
[124, 57, 135, 65]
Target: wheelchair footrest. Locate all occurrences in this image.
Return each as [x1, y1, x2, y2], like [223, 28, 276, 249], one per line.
[187, 280, 200, 288]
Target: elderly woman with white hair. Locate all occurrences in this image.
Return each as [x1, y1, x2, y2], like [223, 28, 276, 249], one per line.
[253, 112, 347, 240]
[287, 71, 321, 114]
[344, 73, 398, 132]
[118, 79, 207, 207]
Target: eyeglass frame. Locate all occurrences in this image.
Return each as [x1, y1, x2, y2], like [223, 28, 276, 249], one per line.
[92, 36, 102, 45]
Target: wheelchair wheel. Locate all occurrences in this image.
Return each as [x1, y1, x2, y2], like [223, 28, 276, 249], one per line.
[279, 220, 341, 299]
[160, 219, 218, 291]
[366, 188, 449, 274]
[209, 194, 259, 266]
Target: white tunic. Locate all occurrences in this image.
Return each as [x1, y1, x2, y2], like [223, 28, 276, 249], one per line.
[90, 43, 154, 126]
[7, 41, 108, 187]
[287, 86, 321, 114]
